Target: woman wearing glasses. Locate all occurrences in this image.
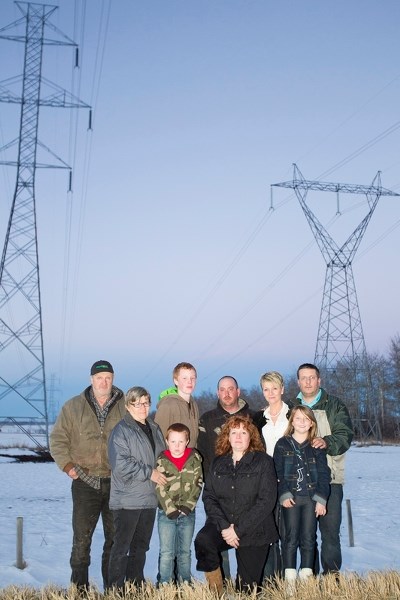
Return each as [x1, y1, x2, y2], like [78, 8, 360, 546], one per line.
[107, 386, 167, 593]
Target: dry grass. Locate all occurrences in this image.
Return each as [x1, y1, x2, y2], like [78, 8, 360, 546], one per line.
[0, 572, 400, 600]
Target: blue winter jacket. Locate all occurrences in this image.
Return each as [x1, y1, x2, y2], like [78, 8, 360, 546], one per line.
[108, 412, 166, 510]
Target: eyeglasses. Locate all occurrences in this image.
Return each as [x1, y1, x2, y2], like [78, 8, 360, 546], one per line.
[130, 402, 151, 408]
[299, 376, 318, 382]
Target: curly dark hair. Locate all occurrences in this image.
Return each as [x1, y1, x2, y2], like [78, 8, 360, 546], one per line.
[215, 415, 264, 456]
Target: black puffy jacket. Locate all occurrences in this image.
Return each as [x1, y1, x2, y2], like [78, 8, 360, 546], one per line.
[202, 450, 278, 547]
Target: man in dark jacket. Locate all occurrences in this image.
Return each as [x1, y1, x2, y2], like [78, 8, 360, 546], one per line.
[50, 360, 125, 592]
[292, 362, 353, 575]
[198, 375, 253, 478]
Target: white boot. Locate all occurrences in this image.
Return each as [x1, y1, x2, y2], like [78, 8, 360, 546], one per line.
[284, 568, 297, 595]
[299, 567, 313, 581]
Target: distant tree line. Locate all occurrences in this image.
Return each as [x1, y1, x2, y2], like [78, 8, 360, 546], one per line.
[194, 335, 400, 442]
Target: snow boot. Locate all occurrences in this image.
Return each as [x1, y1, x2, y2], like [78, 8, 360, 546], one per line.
[299, 567, 313, 581]
[205, 567, 224, 597]
[284, 568, 297, 595]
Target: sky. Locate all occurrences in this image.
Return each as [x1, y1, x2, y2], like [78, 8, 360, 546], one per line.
[1, 433, 399, 589]
[1, 1, 400, 419]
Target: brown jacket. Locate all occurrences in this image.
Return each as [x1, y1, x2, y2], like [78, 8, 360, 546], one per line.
[50, 386, 125, 477]
[154, 393, 199, 447]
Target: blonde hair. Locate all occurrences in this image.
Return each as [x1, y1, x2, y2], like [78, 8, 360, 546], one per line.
[260, 370, 284, 388]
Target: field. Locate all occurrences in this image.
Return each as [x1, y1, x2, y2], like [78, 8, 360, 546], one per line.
[0, 430, 399, 597]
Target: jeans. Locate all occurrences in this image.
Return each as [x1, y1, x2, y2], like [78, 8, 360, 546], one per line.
[70, 478, 114, 589]
[108, 508, 156, 591]
[195, 521, 269, 591]
[319, 483, 343, 574]
[282, 495, 317, 570]
[157, 509, 195, 584]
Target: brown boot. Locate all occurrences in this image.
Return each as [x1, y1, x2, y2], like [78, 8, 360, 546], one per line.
[205, 567, 223, 596]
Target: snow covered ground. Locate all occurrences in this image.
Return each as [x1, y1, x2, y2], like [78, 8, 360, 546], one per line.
[0, 441, 399, 590]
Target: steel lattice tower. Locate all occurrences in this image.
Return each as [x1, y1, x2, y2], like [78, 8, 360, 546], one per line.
[0, 2, 89, 450]
[272, 164, 400, 423]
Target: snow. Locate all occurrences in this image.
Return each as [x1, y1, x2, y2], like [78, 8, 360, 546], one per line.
[0, 443, 399, 590]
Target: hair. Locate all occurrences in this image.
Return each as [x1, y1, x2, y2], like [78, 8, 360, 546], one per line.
[172, 362, 197, 379]
[217, 375, 239, 389]
[297, 363, 320, 379]
[259, 370, 284, 389]
[125, 386, 151, 408]
[166, 422, 190, 442]
[215, 415, 265, 456]
[284, 405, 318, 441]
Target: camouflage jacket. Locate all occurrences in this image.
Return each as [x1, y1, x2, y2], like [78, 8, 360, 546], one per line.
[156, 448, 203, 516]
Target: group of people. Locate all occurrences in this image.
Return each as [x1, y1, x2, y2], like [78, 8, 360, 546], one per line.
[49, 359, 353, 595]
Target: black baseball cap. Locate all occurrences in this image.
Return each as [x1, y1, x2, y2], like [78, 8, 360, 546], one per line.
[90, 360, 114, 375]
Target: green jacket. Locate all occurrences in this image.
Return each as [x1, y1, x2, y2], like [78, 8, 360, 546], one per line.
[50, 385, 125, 477]
[156, 449, 203, 516]
[292, 388, 353, 484]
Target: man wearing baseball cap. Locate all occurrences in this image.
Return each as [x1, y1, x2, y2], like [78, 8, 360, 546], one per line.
[50, 360, 125, 593]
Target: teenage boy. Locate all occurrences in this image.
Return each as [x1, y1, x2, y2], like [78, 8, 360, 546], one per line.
[155, 362, 199, 447]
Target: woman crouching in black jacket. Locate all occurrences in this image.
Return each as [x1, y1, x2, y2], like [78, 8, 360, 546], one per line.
[195, 415, 278, 594]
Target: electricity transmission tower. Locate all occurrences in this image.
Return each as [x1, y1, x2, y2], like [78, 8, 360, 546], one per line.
[0, 2, 90, 451]
[272, 164, 399, 437]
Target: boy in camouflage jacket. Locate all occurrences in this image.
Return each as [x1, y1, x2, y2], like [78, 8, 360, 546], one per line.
[156, 423, 203, 584]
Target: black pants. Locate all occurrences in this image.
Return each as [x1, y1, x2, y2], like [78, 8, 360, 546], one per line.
[195, 522, 269, 591]
[263, 503, 284, 579]
[108, 508, 156, 591]
[70, 478, 114, 589]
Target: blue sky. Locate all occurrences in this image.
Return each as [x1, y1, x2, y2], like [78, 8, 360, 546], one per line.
[1, 1, 400, 416]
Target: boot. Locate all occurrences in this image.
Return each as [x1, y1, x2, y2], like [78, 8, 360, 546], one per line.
[284, 568, 297, 595]
[205, 567, 224, 597]
[299, 567, 313, 581]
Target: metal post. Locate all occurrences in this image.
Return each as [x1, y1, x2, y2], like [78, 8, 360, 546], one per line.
[16, 516, 26, 569]
[346, 499, 354, 547]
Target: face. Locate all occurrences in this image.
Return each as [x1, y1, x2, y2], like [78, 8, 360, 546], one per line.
[91, 372, 113, 398]
[229, 424, 250, 454]
[292, 410, 313, 435]
[127, 395, 151, 423]
[174, 368, 197, 396]
[166, 430, 189, 458]
[261, 381, 284, 406]
[297, 368, 320, 400]
[217, 377, 240, 413]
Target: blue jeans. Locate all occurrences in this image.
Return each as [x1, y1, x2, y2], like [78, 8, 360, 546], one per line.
[157, 509, 195, 584]
[282, 495, 317, 570]
[319, 483, 343, 574]
[70, 478, 114, 589]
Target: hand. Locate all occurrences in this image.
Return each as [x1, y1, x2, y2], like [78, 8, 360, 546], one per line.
[67, 467, 78, 480]
[315, 502, 327, 517]
[282, 498, 296, 508]
[151, 469, 167, 486]
[311, 437, 327, 450]
[221, 524, 240, 548]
